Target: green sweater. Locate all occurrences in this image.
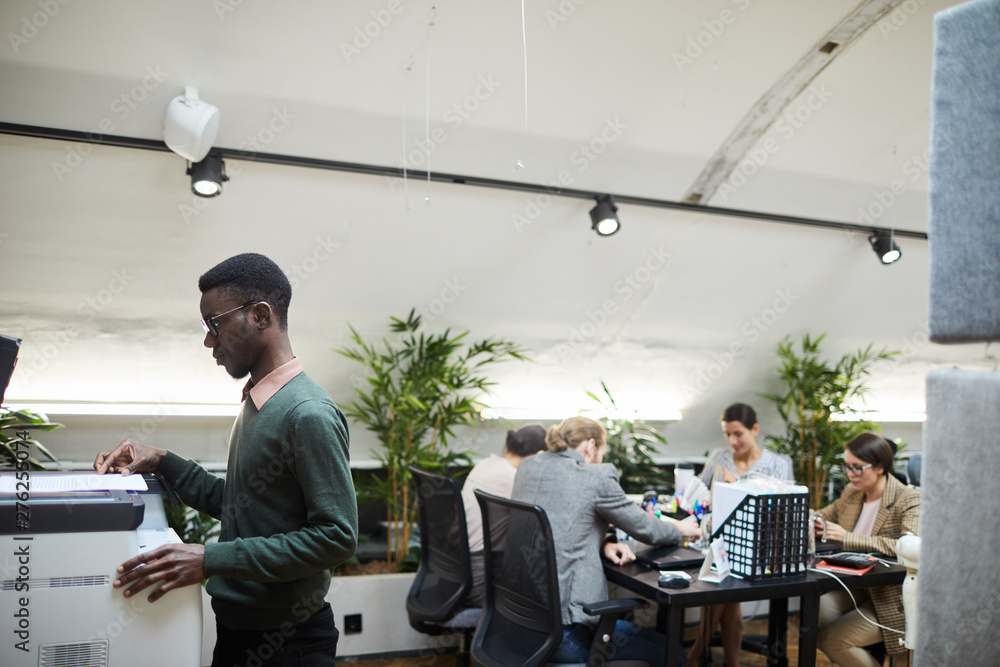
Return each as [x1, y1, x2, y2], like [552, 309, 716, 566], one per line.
[157, 372, 358, 630]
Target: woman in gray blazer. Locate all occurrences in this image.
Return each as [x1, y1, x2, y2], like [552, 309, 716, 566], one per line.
[512, 416, 702, 666]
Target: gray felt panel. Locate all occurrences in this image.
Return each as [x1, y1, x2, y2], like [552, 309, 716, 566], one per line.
[916, 368, 1000, 665]
[928, 0, 1000, 343]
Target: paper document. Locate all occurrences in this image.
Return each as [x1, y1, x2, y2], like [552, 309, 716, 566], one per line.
[0, 474, 147, 493]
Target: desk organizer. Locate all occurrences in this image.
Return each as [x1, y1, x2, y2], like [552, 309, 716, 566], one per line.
[712, 482, 810, 580]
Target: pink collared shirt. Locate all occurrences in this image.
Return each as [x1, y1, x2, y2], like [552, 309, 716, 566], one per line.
[242, 357, 304, 410]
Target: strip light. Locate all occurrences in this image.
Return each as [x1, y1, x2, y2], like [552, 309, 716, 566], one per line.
[3, 402, 242, 417]
[831, 411, 926, 423]
[481, 407, 683, 422]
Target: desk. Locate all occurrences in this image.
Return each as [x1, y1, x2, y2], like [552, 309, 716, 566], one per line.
[604, 559, 906, 667]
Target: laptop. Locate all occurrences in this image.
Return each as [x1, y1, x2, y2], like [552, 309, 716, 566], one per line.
[632, 542, 706, 570]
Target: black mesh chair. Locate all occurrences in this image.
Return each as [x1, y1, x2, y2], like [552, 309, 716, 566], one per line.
[406, 467, 480, 666]
[471, 490, 650, 667]
[907, 453, 922, 487]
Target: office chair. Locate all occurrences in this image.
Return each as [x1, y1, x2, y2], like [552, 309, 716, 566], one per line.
[471, 490, 650, 667]
[406, 467, 480, 667]
[906, 454, 921, 488]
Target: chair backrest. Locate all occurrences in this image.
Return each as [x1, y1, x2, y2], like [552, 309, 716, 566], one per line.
[907, 454, 921, 488]
[471, 489, 564, 667]
[405, 467, 473, 631]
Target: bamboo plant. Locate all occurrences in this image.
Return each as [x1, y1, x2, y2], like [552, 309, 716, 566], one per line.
[336, 310, 528, 568]
[760, 334, 897, 509]
[586, 381, 672, 493]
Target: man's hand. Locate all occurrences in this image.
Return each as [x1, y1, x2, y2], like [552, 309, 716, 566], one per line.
[114, 543, 205, 603]
[94, 439, 166, 476]
[603, 541, 635, 565]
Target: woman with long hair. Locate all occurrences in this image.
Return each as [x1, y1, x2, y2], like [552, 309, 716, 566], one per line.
[816, 432, 920, 667]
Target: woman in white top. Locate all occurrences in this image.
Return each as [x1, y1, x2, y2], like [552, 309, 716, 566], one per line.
[459, 424, 547, 606]
[699, 403, 793, 488]
[689, 403, 794, 667]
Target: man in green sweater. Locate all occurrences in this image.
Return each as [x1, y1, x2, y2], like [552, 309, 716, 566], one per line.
[94, 253, 357, 666]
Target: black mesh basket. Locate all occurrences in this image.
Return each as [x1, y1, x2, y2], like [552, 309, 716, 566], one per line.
[712, 491, 810, 580]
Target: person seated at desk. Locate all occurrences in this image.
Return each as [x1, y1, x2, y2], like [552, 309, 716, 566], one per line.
[512, 416, 701, 667]
[815, 432, 920, 667]
[689, 403, 794, 667]
[460, 424, 547, 606]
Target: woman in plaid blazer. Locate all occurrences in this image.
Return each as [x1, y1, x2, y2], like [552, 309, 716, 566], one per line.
[816, 432, 921, 666]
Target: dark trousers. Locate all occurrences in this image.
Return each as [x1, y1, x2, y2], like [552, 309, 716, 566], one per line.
[211, 603, 339, 667]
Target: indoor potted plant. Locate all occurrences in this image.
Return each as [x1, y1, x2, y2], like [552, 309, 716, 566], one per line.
[586, 381, 672, 493]
[760, 333, 897, 508]
[336, 309, 528, 568]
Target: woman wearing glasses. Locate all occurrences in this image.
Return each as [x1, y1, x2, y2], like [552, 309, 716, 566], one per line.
[815, 432, 921, 667]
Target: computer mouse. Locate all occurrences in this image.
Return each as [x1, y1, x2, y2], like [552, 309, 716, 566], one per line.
[658, 574, 690, 589]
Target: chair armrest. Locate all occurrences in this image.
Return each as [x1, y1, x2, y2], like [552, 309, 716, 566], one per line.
[583, 598, 648, 663]
[582, 598, 643, 617]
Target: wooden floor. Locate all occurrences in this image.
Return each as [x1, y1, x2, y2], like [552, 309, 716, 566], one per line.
[338, 617, 848, 666]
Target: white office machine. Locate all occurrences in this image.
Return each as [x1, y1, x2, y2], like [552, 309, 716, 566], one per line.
[0, 472, 202, 667]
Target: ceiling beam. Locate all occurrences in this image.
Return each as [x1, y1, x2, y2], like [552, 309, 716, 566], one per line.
[0, 120, 927, 240]
[683, 0, 908, 205]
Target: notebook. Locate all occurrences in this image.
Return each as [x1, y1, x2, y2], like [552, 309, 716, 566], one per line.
[632, 543, 706, 570]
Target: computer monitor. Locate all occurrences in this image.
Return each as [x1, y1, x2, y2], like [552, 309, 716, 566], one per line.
[0, 334, 21, 408]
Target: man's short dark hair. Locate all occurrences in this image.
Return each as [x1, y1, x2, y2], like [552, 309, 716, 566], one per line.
[199, 253, 292, 330]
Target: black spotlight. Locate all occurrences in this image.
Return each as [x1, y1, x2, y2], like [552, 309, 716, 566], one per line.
[188, 150, 229, 197]
[869, 230, 901, 264]
[590, 195, 620, 236]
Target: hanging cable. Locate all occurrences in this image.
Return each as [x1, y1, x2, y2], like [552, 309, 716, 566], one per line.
[425, 6, 436, 203]
[401, 54, 414, 211]
[515, 0, 527, 170]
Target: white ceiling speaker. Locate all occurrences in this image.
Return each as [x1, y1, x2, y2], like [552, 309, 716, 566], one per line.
[163, 86, 220, 162]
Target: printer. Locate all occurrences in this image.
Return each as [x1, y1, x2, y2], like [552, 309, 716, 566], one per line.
[0, 472, 202, 667]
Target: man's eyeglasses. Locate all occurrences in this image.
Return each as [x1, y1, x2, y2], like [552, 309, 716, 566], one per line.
[841, 462, 874, 476]
[200, 301, 268, 337]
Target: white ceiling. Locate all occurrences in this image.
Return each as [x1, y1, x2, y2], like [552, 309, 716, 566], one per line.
[0, 0, 988, 457]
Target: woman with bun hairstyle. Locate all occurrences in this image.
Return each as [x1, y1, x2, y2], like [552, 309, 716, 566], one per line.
[816, 432, 920, 667]
[689, 403, 795, 667]
[699, 403, 793, 488]
[512, 416, 701, 666]
[460, 424, 548, 606]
